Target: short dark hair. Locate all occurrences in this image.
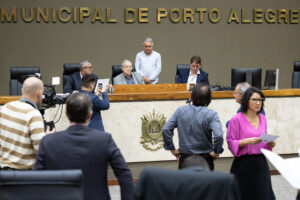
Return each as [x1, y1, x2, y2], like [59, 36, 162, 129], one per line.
[181, 155, 209, 170]
[191, 83, 211, 107]
[241, 87, 265, 113]
[66, 92, 92, 123]
[190, 55, 201, 65]
[81, 73, 97, 88]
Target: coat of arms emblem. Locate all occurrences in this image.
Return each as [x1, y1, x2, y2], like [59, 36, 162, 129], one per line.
[140, 110, 166, 151]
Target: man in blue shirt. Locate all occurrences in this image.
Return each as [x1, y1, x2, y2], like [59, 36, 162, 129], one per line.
[162, 83, 224, 170]
[80, 74, 109, 131]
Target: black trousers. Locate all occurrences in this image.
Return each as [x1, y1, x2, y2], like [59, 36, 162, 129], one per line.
[178, 153, 214, 170]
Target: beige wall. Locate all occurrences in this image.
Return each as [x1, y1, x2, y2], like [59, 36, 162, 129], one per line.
[0, 0, 299, 95]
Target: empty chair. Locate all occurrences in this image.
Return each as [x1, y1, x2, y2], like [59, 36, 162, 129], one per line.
[134, 166, 240, 200]
[10, 66, 40, 95]
[175, 64, 190, 83]
[111, 65, 136, 85]
[63, 63, 80, 90]
[0, 169, 83, 200]
[292, 61, 300, 88]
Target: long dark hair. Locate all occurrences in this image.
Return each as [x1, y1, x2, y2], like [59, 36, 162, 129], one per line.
[241, 87, 265, 113]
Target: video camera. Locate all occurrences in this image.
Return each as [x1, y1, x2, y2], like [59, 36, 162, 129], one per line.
[40, 84, 70, 131]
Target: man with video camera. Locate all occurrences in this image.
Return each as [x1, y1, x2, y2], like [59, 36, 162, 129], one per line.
[0, 77, 54, 170]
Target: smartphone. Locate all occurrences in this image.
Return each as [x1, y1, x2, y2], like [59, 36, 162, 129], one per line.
[98, 83, 103, 89]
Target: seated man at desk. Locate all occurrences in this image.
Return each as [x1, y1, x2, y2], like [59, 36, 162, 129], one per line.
[114, 59, 145, 85]
[176, 55, 209, 88]
[63, 60, 93, 93]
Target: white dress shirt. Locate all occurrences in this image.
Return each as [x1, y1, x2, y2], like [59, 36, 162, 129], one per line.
[135, 50, 161, 84]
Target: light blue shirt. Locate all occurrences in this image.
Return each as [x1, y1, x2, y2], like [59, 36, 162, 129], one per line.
[162, 105, 224, 154]
[135, 50, 161, 84]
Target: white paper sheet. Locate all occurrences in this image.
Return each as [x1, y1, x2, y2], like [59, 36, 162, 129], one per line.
[260, 134, 279, 143]
[94, 79, 110, 93]
[262, 149, 300, 189]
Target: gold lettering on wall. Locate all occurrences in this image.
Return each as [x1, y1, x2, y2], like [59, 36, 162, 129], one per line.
[228, 9, 240, 23]
[106, 8, 117, 23]
[170, 8, 181, 23]
[91, 8, 104, 23]
[277, 9, 288, 24]
[21, 7, 34, 23]
[139, 8, 148, 23]
[209, 8, 220, 23]
[265, 9, 276, 23]
[125, 8, 137, 23]
[51, 8, 56, 23]
[1, 7, 17, 23]
[253, 9, 263, 23]
[79, 7, 90, 23]
[290, 9, 299, 24]
[157, 8, 167, 23]
[58, 7, 71, 23]
[37, 7, 49, 23]
[196, 8, 207, 23]
[241, 8, 251, 23]
[184, 8, 194, 23]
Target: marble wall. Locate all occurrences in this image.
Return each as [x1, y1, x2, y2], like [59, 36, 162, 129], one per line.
[42, 96, 300, 162]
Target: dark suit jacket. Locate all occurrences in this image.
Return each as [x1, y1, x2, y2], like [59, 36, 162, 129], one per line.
[80, 90, 110, 131]
[34, 125, 133, 200]
[134, 166, 241, 200]
[63, 72, 82, 93]
[176, 68, 209, 85]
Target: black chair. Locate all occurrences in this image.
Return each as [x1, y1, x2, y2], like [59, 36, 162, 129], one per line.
[175, 64, 190, 83]
[111, 65, 136, 85]
[63, 63, 80, 89]
[292, 61, 300, 88]
[0, 170, 83, 200]
[10, 66, 40, 96]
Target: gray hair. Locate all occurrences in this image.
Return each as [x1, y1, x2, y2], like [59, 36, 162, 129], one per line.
[80, 60, 91, 70]
[121, 59, 132, 67]
[237, 82, 251, 94]
[143, 37, 153, 46]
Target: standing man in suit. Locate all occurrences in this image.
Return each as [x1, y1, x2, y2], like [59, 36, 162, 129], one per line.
[80, 74, 109, 131]
[114, 59, 145, 85]
[135, 37, 161, 84]
[63, 60, 93, 93]
[34, 92, 133, 200]
[176, 55, 209, 88]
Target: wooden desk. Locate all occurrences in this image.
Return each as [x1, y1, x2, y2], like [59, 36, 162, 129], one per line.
[1, 84, 300, 162]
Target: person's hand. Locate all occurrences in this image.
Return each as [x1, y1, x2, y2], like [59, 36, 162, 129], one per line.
[239, 137, 262, 148]
[267, 141, 276, 148]
[245, 137, 262, 145]
[171, 149, 180, 160]
[143, 76, 151, 84]
[209, 151, 219, 160]
[45, 126, 56, 134]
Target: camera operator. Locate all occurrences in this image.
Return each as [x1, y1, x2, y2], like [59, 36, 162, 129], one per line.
[80, 73, 110, 131]
[0, 77, 54, 170]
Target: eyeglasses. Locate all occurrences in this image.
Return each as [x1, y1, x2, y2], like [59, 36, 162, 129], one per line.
[250, 98, 265, 103]
[84, 66, 93, 69]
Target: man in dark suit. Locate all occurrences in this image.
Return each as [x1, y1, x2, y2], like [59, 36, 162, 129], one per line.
[134, 155, 241, 200]
[63, 60, 93, 93]
[176, 55, 209, 88]
[34, 92, 133, 200]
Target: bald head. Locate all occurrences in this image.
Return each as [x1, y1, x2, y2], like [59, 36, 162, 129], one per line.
[21, 77, 44, 105]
